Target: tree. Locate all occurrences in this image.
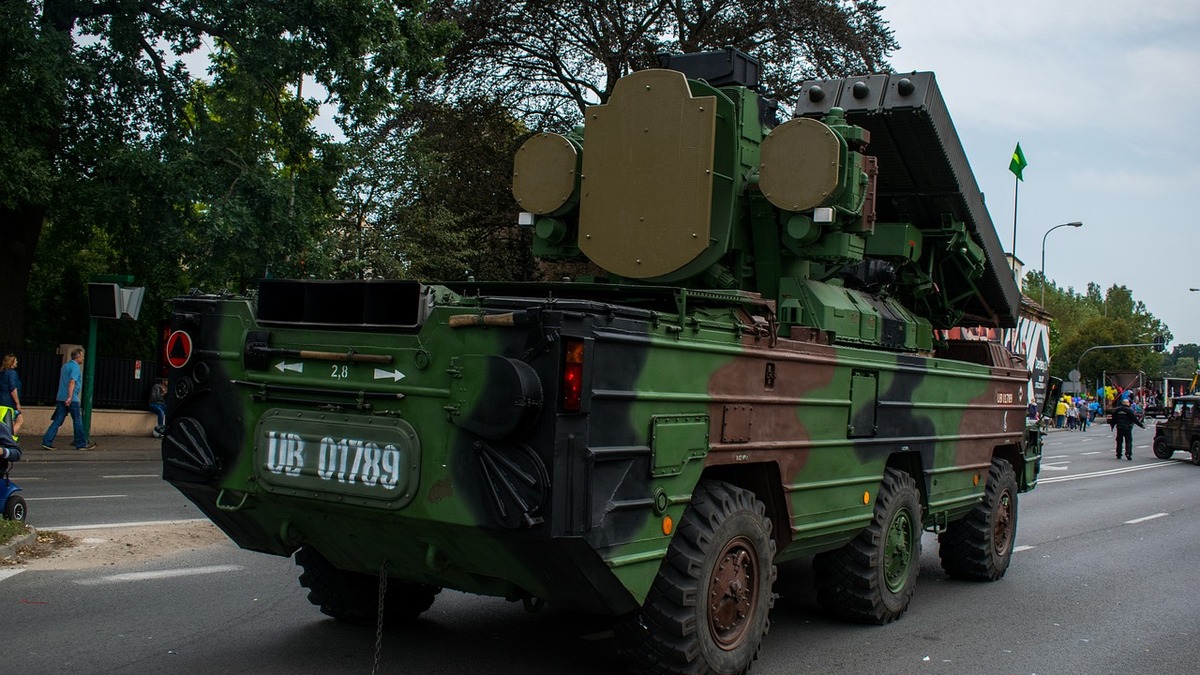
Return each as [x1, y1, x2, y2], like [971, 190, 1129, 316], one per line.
[427, 0, 896, 129]
[1042, 280, 1171, 390]
[1170, 357, 1197, 379]
[324, 96, 531, 282]
[0, 0, 454, 349]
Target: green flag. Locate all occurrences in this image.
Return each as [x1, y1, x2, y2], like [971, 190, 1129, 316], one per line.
[1009, 143, 1028, 181]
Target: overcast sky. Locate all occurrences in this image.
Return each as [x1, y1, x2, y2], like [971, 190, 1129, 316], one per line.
[880, 1, 1200, 347]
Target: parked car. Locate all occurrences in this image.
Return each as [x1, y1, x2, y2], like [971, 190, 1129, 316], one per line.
[1152, 395, 1200, 464]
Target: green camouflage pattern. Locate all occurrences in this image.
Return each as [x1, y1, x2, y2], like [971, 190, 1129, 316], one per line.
[165, 281, 1037, 613]
[163, 49, 1040, 671]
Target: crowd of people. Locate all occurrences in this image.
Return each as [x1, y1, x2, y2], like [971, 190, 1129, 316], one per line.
[1024, 387, 1151, 460]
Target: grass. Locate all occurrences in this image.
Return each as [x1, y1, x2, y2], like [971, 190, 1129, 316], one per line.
[0, 518, 29, 546]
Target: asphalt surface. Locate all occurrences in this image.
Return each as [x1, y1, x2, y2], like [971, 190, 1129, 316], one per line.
[1, 435, 164, 557]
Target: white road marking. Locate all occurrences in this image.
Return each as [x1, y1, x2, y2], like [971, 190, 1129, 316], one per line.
[102, 474, 158, 479]
[0, 568, 26, 582]
[1039, 461, 1175, 484]
[1041, 463, 1069, 471]
[75, 564, 244, 586]
[1081, 451, 1101, 456]
[1042, 454, 1069, 459]
[1012, 545, 1035, 553]
[48, 518, 211, 531]
[26, 494, 126, 502]
[1125, 513, 1168, 525]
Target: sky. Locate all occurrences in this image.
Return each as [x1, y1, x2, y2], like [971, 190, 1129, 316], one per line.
[879, 1, 1200, 347]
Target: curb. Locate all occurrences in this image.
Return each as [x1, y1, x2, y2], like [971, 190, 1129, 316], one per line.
[0, 526, 38, 561]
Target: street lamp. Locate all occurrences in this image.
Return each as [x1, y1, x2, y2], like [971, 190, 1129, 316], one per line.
[1040, 221, 1083, 306]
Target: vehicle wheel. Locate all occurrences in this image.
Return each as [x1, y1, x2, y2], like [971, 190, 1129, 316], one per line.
[938, 459, 1018, 581]
[618, 480, 776, 675]
[1190, 439, 1200, 466]
[295, 545, 440, 623]
[1153, 437, 1174, 460]
[3, 495, 26, 522]
[813, 468, 921, 624]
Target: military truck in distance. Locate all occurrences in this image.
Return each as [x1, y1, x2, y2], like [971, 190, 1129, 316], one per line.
[1152, 395, 1200, 464]
[162, 49, 1041, 674]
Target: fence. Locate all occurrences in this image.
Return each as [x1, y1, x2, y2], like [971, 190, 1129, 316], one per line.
[0, 349, 160, 410]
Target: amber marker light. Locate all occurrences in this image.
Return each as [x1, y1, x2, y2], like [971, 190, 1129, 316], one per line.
[973, 473, 981, 486]
[662, 516, 674, 535]
[863, 491, 870, 505]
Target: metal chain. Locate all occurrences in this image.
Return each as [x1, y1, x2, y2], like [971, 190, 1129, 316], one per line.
[372, 561, 389, 675]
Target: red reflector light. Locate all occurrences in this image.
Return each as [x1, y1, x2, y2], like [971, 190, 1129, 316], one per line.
[562, 340, 584, 412]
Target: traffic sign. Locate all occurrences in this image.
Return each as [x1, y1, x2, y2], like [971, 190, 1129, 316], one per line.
[166, 330, 193, 369]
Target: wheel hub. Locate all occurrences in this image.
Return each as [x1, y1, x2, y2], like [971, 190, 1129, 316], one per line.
[709, 536, 758, 650]
[884, 509, 914, 593]
[993, 491, 1014, 554]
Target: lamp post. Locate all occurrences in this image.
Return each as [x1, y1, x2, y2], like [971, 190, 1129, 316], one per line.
[1040, 221, 1083, 306]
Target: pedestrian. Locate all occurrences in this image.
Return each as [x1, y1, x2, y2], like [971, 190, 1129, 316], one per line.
[1066, 402, 1078, 430]
[1055, 397, 1068, 429]
[1077, 399, 1089, 431]
[0, 353, 23, 437]
[40, 348, 97, 451]
[1109, 397, 1144, 460]
[148, 378, 167, 438]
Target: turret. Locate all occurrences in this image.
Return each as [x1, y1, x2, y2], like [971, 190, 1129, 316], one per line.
[512, 48, 1018, 352]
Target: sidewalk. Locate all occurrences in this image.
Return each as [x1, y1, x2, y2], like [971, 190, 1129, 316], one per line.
[17, 435, 162, 462]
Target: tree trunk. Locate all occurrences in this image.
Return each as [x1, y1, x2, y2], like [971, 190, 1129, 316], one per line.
[0, 204, 44, 349]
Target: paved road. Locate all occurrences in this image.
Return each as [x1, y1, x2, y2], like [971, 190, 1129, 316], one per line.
[4, 425, 1200, 674]
[11, 436, 193, 530]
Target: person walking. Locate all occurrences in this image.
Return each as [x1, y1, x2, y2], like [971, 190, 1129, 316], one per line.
[0, 354, 23, 437]
[40, 348, 96, 450]
[1055, 397, 1068, 429]
[1109, 397, 1144, 460]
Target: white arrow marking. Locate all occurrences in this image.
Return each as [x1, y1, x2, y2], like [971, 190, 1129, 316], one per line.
[374, 368, 405, 382]
[275, 361, 303, 374]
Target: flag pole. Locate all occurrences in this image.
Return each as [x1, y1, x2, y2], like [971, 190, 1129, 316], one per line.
[1008, 142, 1027, 276]
[1011, 174, 1019, 266]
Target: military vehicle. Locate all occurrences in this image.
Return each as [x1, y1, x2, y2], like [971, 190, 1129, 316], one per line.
[162, 49, 1041, 674]
[1152, 394, 1200, 464]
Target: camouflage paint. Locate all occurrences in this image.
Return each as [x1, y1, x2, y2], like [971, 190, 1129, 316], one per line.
[164, 51, 1040, 627]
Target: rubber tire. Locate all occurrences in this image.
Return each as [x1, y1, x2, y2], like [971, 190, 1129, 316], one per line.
[3, 495, 26, 522]
[295, 545, 440, 623]
[813, 468, 922, 624]
[618, 481, 776, 675]
[1190, 439, 1200, 466]
[938, 459, 1018, 581]
[1153, 437, 1173, 460]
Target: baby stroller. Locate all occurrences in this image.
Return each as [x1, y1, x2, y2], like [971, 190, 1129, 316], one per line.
[0, 406, 25, 522]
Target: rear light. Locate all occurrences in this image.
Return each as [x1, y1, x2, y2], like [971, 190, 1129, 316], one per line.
[562, 339, 584, 412]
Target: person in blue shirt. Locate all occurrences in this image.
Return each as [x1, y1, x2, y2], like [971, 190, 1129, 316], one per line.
[0, 354, 22, 437]
[40, 348, 96, 450]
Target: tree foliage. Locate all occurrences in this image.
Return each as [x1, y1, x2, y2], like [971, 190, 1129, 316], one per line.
[1029, 276, 1171, 390]
[0, 0, 453, 351]
[323, 96, 532, 282]
[427, 0, 896, 129]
